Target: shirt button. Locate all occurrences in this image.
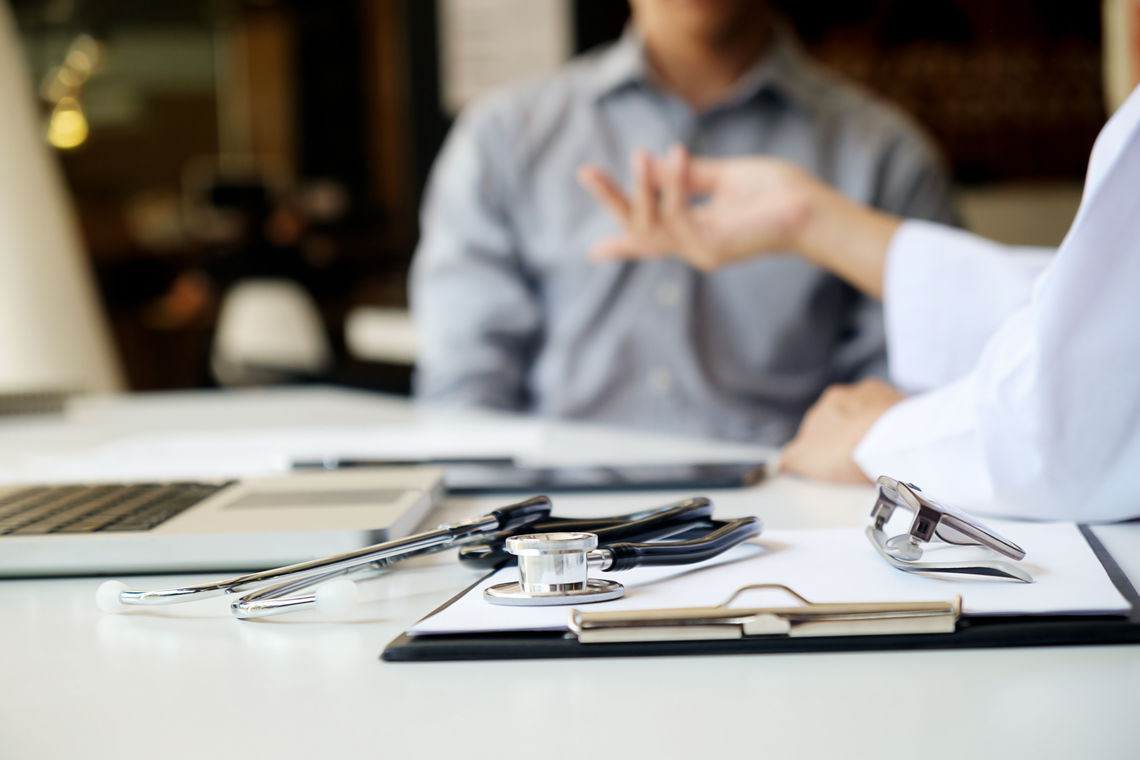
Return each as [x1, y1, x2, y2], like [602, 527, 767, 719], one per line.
[648, 368, 673, 394]
[656, 281, 681, 308]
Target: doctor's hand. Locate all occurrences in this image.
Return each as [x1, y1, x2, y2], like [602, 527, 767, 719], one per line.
[576, 146, 818, 272]
[780, 379, 906, 484]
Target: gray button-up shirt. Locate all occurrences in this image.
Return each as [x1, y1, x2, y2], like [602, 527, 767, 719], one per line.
[411, 30, 956, 444]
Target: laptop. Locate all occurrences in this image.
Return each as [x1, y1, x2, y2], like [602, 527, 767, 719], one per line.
[0, 467, 443, 576]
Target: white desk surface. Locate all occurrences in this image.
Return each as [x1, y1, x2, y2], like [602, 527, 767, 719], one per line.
[1, 387, 1137, 760]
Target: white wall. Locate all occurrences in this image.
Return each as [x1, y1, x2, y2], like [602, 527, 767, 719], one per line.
[957, 182, 1083, 248]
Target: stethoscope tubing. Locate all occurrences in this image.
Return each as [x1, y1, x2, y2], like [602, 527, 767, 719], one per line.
[457, 496, 716, 568]
[601, 516, 762, 571]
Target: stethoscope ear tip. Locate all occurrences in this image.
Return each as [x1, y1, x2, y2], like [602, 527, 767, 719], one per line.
[96, 580, 129, 614]
[314, 578, 359, 617]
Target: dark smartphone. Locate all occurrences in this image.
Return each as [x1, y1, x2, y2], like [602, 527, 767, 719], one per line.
[439, 461, 767, 494]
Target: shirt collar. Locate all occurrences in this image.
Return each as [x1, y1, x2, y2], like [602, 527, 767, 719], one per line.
[589, 24, 822, 116]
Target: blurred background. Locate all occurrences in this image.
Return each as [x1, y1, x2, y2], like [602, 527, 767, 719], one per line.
[3, 0, 1137, 398]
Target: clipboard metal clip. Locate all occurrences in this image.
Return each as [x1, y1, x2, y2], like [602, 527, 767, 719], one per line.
[568, 584, 962, 644]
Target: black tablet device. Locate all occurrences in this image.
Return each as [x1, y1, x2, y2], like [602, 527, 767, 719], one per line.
[294, 457, 766, 494]
[438, 461, 766, 494]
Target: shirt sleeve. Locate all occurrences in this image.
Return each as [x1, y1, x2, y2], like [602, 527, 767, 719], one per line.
[855, 106, 1140, 523]
[409, 99, 542, 410]
[882, 221, 1053, 393]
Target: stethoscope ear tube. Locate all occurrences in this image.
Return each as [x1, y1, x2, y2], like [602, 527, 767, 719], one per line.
[489, 495, 554, 530]
[98, 494, 556, 617]
[604, 516, 762, 571]
[589, 497, 713, 542]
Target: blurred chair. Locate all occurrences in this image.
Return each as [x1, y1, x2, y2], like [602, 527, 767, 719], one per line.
[0, 1, 122, 396]
[344, 306, 418, 367]
[210, 278, 331, 386]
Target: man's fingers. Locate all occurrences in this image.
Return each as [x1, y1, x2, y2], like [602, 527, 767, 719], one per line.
[657, 147, 699, 258]
[684, 153, 724, 194]
[661, 147, 720, 269]
[656, 146, 717, 198]
[577, 165, 632, 224]
[631, 150, 657, 231]
[589, 235, 658, 262]
[660, 146, 688, 224]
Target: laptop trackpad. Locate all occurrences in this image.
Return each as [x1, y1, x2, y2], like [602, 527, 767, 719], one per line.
[160, 468, 442, 535]
[226, 490, 409, 509]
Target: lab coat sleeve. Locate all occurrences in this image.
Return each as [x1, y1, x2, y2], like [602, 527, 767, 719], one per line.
[883, 221, 1053, 393]
[409, 97, 541, 410]
[855, 105, 1140, 523]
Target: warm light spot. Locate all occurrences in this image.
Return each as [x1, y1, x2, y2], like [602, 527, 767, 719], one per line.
[65, 34, 104, 79]
[47, 98, 89, 150]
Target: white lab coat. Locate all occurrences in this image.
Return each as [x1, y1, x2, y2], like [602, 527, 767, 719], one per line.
[854, 85, 1140, 523]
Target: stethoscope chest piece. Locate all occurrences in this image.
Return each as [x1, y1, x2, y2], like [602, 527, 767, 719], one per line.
[483, 532, 625, 606]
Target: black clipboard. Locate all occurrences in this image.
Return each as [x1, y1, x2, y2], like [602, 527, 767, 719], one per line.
[381, 526, 1140, 662]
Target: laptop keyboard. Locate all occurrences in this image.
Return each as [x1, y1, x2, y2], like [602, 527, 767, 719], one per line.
[0, 483, 231, 536]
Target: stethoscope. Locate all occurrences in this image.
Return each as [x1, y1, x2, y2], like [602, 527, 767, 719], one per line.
[96, 495, 761, 619]
[481, 508, 761, 606]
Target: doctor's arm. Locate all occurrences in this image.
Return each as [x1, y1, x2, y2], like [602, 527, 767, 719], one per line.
[826, 126, 959, 384]
[853, 185, 1140, 520]
[410, 106, 541, 410]
[777, 220, 1056, 483]
[794, 121, 1140, 522]
[580, 147, 1054, 389]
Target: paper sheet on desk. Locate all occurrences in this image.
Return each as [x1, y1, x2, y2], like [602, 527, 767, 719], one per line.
[408, 522, 1130, 636]
[0, 422, 543, 483]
